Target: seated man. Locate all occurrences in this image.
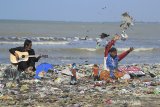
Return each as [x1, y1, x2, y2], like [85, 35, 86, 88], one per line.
[104, 35, 134, 78]
[9, 39, 41, 72]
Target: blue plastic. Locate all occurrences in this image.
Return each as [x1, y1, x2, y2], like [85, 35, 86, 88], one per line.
[34, 63, 53, 79]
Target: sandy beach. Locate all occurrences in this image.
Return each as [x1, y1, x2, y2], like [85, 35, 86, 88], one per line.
[0, 63, 160, 107]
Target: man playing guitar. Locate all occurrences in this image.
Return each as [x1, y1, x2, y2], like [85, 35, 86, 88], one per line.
[9, 39, 41, 72]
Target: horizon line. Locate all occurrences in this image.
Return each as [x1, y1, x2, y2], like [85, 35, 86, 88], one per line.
[0, 19, 160, 23]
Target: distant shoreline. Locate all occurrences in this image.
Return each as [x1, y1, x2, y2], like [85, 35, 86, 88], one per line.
[0, 19, 160, 24]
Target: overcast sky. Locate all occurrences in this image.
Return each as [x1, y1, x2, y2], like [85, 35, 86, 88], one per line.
[0, 0, 159, 22]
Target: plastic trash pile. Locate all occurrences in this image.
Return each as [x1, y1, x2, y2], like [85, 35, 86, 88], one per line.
[0, 64, 160, 106]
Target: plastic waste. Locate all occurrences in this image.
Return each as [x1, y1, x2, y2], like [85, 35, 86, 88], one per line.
[114, 71, 124, 78]
[4, 66, 19, 80]
[121, 74, 131, 80]
[0, 70, 4, 78]
[20, 84, 29, 92]
[121, 89, 128, 94]
[0, 84, 4, 94]
[6, 82, 17, 88]
[121, 31, 128, 41]
[94, 81, 106, 87]
[0, 64, 160, 106]
[34, 63, 53, 79]
[105, 99, 112, 105]
[154, 87, 160, 94]
[0, 95, 13, 100]
[143, 82, 151, 87]
[34, 79, 41, 83]
[70, 80, 77, 85]
[54, 77, 63, 84]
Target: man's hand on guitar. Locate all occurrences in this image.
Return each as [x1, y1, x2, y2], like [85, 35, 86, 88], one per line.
[37, 55, 41, 60]
[14, 53, 19, 60]
[10, 51, 48, 64]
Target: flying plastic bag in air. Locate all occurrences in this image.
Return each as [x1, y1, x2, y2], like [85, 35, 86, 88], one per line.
[120, 12, 134, 40]
[120, 12, 134, 30]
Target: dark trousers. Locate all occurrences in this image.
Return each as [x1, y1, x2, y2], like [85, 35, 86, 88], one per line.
[18, 49, 37, 71]
[18, 61, 28, 71]
[18, 60, 36, 71]
[70, 76, 77, 85]
[94, 75, 99, 81]
[71, 76, 77, 81]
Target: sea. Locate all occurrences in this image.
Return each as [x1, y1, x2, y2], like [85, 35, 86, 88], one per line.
[0, 20, 160, 65]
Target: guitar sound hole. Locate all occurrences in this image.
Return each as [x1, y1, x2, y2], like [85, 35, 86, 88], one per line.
[22, 55, 25, 58]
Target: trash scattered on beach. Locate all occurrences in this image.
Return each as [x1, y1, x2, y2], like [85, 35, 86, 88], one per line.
[0, 64, 160, 106]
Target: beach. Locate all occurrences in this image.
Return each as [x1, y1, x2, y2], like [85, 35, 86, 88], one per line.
[0, 63, 160, 107]
[0, 20, 160, 107]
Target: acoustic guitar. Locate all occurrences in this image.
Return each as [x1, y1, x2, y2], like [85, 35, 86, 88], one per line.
[10, 51, 48, 64]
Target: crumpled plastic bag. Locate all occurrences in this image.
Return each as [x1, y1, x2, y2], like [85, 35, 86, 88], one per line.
[120, 74, 131, 80]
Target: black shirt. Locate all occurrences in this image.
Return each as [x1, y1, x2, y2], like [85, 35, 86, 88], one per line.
[9, 47, 40, 71]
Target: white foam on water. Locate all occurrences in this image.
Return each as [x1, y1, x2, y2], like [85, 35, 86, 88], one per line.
[0, 41, 69, 45]
[118, 48, 154, 52]
[78, 48, 155, 52]
[79, 48, 97, 51]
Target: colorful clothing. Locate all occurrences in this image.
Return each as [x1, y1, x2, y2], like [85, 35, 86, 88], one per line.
[104, 39, 131, 78]
[70, 63, 77, 85]
[93, 67, 99, 76]
[92, 67, 99, 81]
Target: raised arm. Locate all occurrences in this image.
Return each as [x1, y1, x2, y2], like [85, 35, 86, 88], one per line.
[104, 35, 120, 57]
[118, 47, 134, 61]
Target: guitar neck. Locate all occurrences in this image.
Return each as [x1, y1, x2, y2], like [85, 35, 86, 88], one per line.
[27, 55, 48, 58]
[27, 55, 39, 57]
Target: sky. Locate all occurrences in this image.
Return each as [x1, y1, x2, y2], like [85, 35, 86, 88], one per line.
[0, 0, 160, 22]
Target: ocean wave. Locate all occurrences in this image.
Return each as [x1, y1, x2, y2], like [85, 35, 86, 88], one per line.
[0, 36, 94, 42]
[75, 48, 157, 52]
[0, 36, 70, 42]
[118, 48, 155, 52]
[134, 48, 155, 52]
[79, 48, 97, 51]
[0, 41, 69, 45]
[54, 47, 158, 52]
[0, 36, 96, 46]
